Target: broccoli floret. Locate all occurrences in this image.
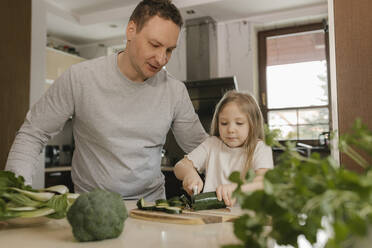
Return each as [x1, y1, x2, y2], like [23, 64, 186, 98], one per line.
[66, 189, 128, 242]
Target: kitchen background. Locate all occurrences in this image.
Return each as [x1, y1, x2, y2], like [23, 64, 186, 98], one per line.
[1, 0, 371, 195]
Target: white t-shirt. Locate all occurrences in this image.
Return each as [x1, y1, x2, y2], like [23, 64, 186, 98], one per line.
[187, 136, 274, 192]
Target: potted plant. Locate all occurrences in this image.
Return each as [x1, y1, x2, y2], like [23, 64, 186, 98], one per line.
[225, 119, 372, 248]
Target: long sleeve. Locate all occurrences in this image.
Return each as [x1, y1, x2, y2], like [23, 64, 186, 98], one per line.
[171, 85, 208, 153]
[5, 69, 75, 185]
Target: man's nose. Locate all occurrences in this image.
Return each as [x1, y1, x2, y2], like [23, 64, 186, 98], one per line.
[156, 50, 168, 65]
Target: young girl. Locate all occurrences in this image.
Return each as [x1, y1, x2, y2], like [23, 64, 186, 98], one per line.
[174, 90, 274, 207]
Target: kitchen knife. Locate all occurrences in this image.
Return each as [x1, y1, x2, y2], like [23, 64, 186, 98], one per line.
[193, 185, 198, 196]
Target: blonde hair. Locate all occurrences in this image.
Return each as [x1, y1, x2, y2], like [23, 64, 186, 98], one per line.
[210, 90, 264, 179]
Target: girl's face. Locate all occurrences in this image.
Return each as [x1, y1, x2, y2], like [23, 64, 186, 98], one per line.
[218, 101, 249, 148]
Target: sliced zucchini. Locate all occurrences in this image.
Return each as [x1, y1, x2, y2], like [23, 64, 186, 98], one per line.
[136, 198, 145, 209]
[164, 206, 182, 214]
[180, 194, 191, 208]
[156, 202, 169, 207]
[191, 191, 226, 211]
[154, 205, 167, 212]
[142, 203, 156, 211]
[155, 199, 168, 205]
[169, 200, 184, 207]
[136, 198, 156, 210]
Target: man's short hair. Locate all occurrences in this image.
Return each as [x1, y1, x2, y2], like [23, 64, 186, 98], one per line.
[129, 0, 183, 32]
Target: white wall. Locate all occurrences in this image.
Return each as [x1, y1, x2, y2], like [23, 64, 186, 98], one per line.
[327, 0, 340, 164]
[31, 0, 47, 189]
[78, 36, 125, 59]
[216, 21, 256, 94]
[165, 28, 187, 81]
[76, 29, 187, 81]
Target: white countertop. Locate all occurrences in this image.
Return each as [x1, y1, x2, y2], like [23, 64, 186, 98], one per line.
[44, 166, 175, 172]
[0, 201, 241, 248]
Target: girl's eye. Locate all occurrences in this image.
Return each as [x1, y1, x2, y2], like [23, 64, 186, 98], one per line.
[220, 122, 228, 126]
[237, 122, 244, 125]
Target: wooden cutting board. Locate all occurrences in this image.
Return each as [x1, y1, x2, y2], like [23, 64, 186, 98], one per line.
[129, 208, 239, 225]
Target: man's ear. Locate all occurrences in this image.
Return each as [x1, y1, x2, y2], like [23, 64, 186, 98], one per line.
[126, 21, 137, 41]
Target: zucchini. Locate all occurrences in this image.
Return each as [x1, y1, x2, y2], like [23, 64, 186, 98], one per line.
[180, 194, 191, 208]
[135, 197, 184, 214]
[142, 203, 156, 210]
[191, 191, 226, 211]
[154, 205, 167, 212]
[136, 198, 145, 209]
[164, 206, 182, 214]
[169, 200, 184, 207]
[136, 198, 156, 210]
[155, 199, 168, 205]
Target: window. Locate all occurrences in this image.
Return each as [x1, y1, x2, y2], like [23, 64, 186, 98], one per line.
[258, 23, 331, 142]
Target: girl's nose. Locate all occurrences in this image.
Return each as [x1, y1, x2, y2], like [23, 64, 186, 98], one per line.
[227, 124, 235, 133]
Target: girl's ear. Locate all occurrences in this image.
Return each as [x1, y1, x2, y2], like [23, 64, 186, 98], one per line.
[126, 20, 137, 41]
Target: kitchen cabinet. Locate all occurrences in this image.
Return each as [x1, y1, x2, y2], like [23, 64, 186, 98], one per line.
[45, 47, 85, 90]
[0, 0, 31, 170]
[333, 0, 372, 172]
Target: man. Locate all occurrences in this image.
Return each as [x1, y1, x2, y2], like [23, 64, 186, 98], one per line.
[5, 0, 207, 201]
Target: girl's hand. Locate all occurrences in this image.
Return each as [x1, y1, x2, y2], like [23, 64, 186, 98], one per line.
[216, 183, 237, 207]
[183, 172, 203, 196]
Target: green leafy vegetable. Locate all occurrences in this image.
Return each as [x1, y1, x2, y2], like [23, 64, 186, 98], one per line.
[9, 187, 55, 202]
[225, 119, 372, 248]
[0, 171, 75, 221]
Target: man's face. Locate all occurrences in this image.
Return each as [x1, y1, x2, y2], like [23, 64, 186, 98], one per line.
[126, 15, 180, 81]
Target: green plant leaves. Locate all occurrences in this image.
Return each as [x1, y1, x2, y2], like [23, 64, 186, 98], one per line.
[227, 119, 372, 248]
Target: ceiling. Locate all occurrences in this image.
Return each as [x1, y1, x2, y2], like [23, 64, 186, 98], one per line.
[45, 0, 328, 45]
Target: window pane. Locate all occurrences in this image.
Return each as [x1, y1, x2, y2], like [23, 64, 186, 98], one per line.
[298, 108, 329, 125]
[299, 124, 329, 140]
[268, 108, 330, 140]
[268, 110, 297, 126]
[269, 125, 298, 140]
[266, 30, 328, 109]
[268, 110, 298, 140]
[267, 61, 328, 108]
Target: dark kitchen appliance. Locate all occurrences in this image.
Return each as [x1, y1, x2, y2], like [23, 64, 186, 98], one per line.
[45, 145, 60, 167]
[163, 76, 238, 166]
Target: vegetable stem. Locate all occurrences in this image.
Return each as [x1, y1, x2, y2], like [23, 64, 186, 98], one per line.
[9, 188, 55, 202]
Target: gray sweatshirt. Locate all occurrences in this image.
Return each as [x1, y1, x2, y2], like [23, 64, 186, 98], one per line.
[6, 53, 207, 201]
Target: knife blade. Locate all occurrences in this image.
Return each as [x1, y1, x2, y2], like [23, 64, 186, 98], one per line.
[193, 185, 198, 195]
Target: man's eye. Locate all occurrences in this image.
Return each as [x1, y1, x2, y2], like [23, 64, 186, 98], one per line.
[151, 43, 159, 48]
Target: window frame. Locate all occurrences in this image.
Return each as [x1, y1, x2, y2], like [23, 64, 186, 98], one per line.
[258, 22, 332, 145]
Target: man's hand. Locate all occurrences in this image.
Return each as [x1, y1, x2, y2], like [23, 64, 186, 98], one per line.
[183, 172, 203, 196]
[216, 183, 237, 207]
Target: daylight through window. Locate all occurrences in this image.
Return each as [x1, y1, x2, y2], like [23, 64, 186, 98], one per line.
[258, 23, 331, 141]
